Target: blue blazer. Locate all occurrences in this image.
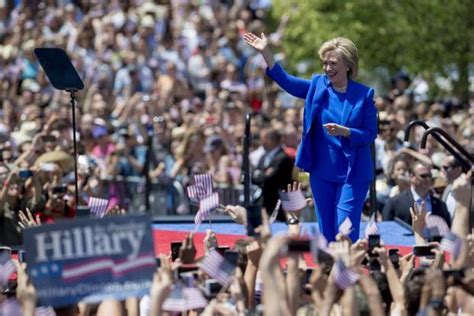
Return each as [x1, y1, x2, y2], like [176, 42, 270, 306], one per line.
[266, 63, 378, 183]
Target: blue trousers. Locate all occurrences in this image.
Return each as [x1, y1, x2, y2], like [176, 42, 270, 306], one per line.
[310, 174, 370, 242]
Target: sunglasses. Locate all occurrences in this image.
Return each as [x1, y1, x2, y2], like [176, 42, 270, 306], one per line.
[417, 173, 433, 179]
[442, 165, 458, 171]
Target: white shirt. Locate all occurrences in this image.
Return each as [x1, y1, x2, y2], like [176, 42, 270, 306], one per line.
[410, 186, 432, 213]
[445, 190, 457, 219]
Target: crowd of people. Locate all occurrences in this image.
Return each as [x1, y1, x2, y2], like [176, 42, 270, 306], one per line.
[0, 0, 473, 315]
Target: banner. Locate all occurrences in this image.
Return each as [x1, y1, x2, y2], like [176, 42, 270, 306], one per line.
[23, 214, 155, 307]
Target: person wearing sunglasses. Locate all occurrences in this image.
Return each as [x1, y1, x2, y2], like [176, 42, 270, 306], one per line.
[382, 162, 451, 227]
[441, 155, 463, 218]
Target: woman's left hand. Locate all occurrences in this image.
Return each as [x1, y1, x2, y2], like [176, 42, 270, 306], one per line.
[323, 123, 351, 137]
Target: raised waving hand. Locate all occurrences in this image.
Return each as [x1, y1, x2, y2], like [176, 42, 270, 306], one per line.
[243, 32, 275, 68]
[243, 32, 268, 51]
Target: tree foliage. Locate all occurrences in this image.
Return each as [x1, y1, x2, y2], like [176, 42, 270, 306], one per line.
[270, 0, 473, 101]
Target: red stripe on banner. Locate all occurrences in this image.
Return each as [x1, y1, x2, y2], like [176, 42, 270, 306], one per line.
[62, 253, 155, 282]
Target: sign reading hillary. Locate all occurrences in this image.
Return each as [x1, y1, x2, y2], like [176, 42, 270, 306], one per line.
[23, 214, 155, 307]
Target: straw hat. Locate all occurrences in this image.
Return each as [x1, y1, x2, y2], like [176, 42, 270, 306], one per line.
[35, 150, 74, 171]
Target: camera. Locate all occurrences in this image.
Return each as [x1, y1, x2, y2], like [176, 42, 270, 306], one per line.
[368, 234, 380, 257]
[52, 186, 67, 195]
[288, 239, 311, 253]
[246, 204, 262, 237]
[389, 248, 400, 269]
[18, 169, 33, 179]
[170, 242, 182, 261]
[413, 245, 436, 257]
[368, 257, 381, 271]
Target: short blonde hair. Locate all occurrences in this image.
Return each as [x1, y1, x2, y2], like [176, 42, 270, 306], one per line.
[318, 37, 359, 79]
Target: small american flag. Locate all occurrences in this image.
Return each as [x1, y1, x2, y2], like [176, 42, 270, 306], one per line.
[338, 217, 353, 236]
[88, 197, 109, 218]
[187, 183, 206, 201]
[364, 217, 380, 239]
[194, 174, 213, 193]
[279, 190, 306, 212]
[194, 192, 219, 225]
[0, 259, 16, 285]
[440, 232, 463, 260]
[187, 174, 213, 200]
[162, 284, 208, 312]
[423, 226, 441, 240]
[35, 306, 56, 316]
[333, 259, 359, 290]
[198, 249, 235, 285]
[0, 299, 21, 316]
[425, 214, 450, 236]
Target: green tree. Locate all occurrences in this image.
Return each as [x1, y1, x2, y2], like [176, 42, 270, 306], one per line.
[270, 0, 473, 102]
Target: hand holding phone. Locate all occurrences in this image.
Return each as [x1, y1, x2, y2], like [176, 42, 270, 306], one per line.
[246, 204, 262, 237]
[368, 234, 380, 257]
[179, 234, 196, 264]
[170, 242, 182, 262]
[388, 248, 400, 269]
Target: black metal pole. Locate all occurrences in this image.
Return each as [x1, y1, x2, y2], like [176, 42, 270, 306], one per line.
[243, 113, 251, 207]
[67, 89, 80, 206]
[370, 142, 377, 219]
[419, 127, 473, 232]
[144, 127, 153, 211]
[405, 120, 472, 169]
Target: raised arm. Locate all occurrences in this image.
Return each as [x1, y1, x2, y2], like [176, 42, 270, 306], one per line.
[451, 171, 471, 237]
[243, 32, 311, 99]
[243, 32, 275, 69]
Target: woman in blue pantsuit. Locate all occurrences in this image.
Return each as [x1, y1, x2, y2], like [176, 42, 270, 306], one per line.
[244, 33, 377, 242]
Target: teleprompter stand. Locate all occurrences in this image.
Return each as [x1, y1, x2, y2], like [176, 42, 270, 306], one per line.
[34, 48, 84, 206]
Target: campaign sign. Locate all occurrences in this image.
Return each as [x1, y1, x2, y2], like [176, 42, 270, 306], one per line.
[23, 214, 156, 307]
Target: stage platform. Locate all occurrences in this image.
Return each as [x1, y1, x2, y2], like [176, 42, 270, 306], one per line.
[152, 220, 415, 262]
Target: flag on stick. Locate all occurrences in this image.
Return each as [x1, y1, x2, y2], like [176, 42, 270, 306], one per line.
[198, 249, 235, 285]
[425, 214, 450, 236]
[194, 192, 219, 226]
[364, 215, 380, 239]
[333, 259, 359, 290]
[338, 217, 353, 236]
[279, 190, 306, 212]
[440, 232, 463, 260]
[88, 197, 109, 218]
[162, 284, 208, 312]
